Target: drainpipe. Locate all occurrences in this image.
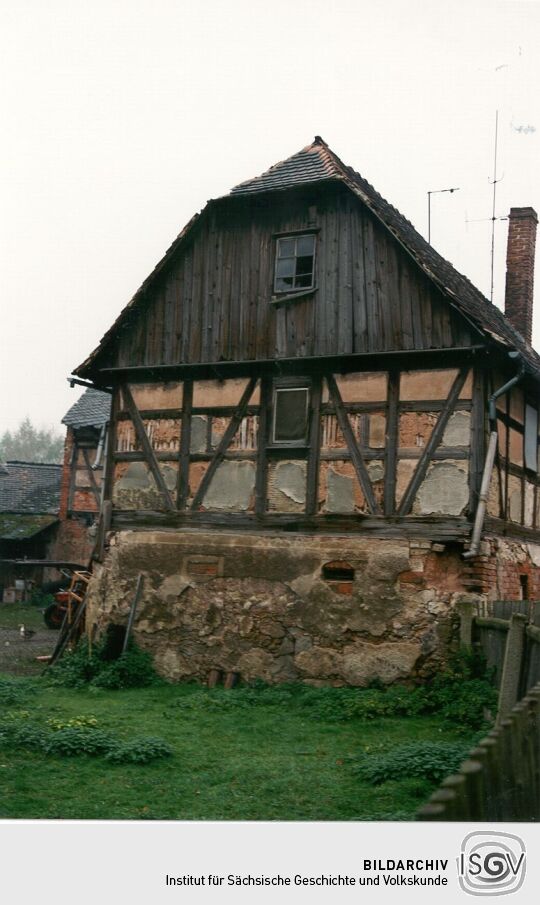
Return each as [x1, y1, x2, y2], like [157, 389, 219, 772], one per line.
[463, 351, 525, 559]
[97, 425, 109, 513]
[92, 424, 106, 471]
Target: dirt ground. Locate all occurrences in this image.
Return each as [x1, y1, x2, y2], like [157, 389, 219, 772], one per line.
[0, 605, 58, 676]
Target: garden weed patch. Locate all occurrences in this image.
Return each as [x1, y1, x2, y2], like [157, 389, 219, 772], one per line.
[0, 678, 479, 820]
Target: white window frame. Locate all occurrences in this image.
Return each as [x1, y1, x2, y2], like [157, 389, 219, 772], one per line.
[273, 233, 316, 294]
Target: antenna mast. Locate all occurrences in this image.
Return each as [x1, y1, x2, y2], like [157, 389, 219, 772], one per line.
[489, 110, 501, 302]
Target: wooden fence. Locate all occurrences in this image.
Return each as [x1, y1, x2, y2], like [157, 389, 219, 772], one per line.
[417, 681, 540, 821]
[460, 599, 540, 701]
[417, 599, 540, 821]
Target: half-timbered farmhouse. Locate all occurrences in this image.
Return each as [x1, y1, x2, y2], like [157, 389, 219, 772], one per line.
[73, 137, 540, 685]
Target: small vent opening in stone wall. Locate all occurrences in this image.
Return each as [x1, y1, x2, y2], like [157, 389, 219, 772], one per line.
[322, 560, 355, 594]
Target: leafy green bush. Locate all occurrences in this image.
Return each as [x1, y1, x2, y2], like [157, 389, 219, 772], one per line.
[429, 679, 497, 731]
[0, 705, 46, 750]
[44, 727, 115, 757]
[438, 648, 494, 683]
[302, 650, 496, 729]
[0, 721, 47, 751]
[169, 657, 496, 731]
[105, 736, 173, 764]
[91, 648, 159, 690]
[322, 685, 430, 722]
[0, 678, 34, 707]
[7, 723, 47, 751]
[1, 709, 32, 722]
[354, 741, 470, 785]
[45, 648, 102, 689]
[47, 641, 160, 690]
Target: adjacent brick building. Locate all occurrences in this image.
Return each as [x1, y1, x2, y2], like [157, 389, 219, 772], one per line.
[54, 388, 111, 568]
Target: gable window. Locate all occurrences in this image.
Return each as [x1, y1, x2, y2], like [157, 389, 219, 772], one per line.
[272, 386, 310, 444]
[274, 234, 316, 293]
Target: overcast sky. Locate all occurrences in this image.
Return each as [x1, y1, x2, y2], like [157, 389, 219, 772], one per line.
[1, 0, 539, 435]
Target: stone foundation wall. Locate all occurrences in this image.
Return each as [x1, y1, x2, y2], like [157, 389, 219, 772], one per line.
[86, 529, 478, 686]
[85, 530, 540, 686]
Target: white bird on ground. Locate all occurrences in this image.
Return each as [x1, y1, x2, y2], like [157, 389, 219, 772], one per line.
[19, 624, 36, 640]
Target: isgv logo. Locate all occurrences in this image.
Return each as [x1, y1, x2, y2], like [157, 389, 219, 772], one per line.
[458, 832, 526, 896]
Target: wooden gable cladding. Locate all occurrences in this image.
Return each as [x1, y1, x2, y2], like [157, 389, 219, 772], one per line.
[106, 184, 478, 373]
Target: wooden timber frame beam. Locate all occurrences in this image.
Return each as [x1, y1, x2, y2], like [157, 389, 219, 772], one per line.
[190, 377, 258, 511]
[177, 379, 193, 510]
[469, 365, 486, 515]
[121, 382, 176, 512]
[326, 374, 381, 515]
[397, 366, 469, 516]
[66, 439, 78, 513]
[102, 393, 118, 506]
[384, 369, 400, 516]
[255, 376, 272, 517]
[81, 448, 102, 508]
[306, 375, 322, 516]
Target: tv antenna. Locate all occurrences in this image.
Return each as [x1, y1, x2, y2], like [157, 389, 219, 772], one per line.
[489, 110, 504, 302]
[427, 186, 460, 244]
[464, 111, 506, 303]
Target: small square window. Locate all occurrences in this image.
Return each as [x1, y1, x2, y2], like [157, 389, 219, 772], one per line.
[273, 387, 310, 444]
[274, 234, 316, 293]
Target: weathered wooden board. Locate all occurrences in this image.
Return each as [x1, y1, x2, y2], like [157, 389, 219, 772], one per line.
[109, 185, 477, 370]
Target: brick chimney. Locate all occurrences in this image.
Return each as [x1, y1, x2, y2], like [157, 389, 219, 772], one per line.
[504, 207, 538, 344]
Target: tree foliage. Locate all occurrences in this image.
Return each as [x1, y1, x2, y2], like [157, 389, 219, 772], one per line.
[0, 417, 63, 464]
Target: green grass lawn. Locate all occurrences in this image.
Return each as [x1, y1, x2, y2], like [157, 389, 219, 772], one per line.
[0, 679, 475, 821]
[0, 603, 45, 631]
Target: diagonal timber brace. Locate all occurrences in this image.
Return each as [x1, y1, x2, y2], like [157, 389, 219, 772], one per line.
[326, 374, 381, 515]
[397, 366, 469, 516]
[121, 383, 176, 511]
[190, 377, 258, 511]
[81, 447, 101, 508]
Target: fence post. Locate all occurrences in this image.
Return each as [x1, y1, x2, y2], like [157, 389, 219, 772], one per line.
[460, 759, 485, 821]
[478, 733, 501, 821]
[524, 688, 540, 819]
[510, 702, 530, 819]
[440, 773, 469, 820]
[497, 613, 527, 724]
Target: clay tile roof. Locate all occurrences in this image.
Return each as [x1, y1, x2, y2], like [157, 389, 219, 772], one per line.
[62, 388, 111, 429]
[0, 462, 62, 515]
[0, 513, 58, 541]
[231, 136, 340, 194]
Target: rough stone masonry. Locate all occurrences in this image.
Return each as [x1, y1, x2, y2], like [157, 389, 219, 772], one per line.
[85, 529, 490, 685]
